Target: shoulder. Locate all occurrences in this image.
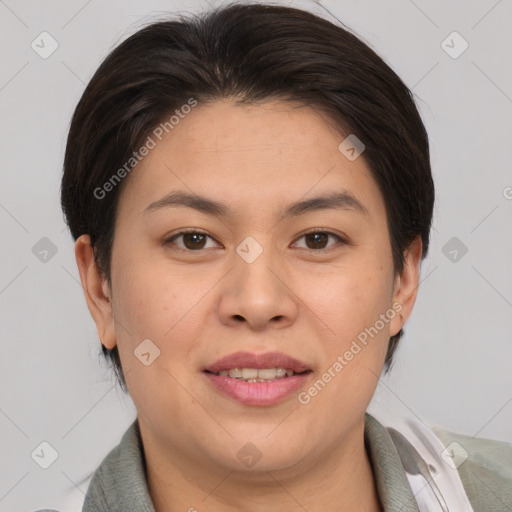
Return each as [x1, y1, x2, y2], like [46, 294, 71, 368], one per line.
[82, 440, 122, 510]
[432, 425, 512, 511]
[82, 419, 155, 512]
[82, 420, 138, 511]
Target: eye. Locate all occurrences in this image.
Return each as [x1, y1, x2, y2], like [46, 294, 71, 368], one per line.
[292, 230, 346, 251]
[164, 230, 220, 251]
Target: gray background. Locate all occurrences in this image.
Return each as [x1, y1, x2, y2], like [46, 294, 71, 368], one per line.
[1, 0, 511, 510]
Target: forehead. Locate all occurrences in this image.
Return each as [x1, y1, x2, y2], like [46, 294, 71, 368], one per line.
[117, 100, 385, 222]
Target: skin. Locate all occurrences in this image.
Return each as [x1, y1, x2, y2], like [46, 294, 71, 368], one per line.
[75, 99, 422, 512]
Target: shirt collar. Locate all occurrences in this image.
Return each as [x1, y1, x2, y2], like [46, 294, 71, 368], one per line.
[364, 413, 420, 511]
[82, 417, 155, 512]
[83, 413, 419, 512]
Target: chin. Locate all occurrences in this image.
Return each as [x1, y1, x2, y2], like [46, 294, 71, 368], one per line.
[209, 436, 308, 475]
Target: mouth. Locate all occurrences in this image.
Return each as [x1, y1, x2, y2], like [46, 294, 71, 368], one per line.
[203, 351, 313, 406]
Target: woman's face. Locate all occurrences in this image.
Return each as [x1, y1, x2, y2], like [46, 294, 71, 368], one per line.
[81, 100, 420, 474]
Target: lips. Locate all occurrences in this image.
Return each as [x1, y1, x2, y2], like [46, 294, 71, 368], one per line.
[203, 351, 313, 406]
[203, 351, 311, 374]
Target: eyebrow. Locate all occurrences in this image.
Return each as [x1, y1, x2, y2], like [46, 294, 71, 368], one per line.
[142, 190, 368, 219]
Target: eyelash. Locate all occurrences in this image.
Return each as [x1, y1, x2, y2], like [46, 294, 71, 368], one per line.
[163, 228, 347, 253]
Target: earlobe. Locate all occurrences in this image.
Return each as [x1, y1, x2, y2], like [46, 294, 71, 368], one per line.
[74, 234, 117, 349]
[389, 236, 423, 337]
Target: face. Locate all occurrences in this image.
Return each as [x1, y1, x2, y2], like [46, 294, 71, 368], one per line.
[77, 100, 420, 477]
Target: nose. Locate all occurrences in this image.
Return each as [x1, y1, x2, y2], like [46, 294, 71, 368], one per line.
[217, 238, 299, 331]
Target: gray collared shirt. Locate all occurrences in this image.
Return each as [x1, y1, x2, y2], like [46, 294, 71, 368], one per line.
[80, 413, 512, 511]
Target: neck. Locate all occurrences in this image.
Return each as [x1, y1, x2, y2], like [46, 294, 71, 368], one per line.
[141, 417, 382, 512]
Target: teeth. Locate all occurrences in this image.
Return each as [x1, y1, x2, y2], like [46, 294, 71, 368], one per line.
[216, 367, 297, 381]
[241, 368, 259, 379]
[254, 368, 277, 379]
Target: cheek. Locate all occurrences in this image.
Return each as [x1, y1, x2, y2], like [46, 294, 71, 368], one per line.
[112, 252, 197, 336]
[300, 262, 393, 396]
[110, 257, 204, 407]
[110, 252, 220, 377]
[305, 259, 393, 343]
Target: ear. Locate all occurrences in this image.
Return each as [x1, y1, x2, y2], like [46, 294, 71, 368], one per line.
[389, 235, 423, 337]
[74, 234, 117, 349]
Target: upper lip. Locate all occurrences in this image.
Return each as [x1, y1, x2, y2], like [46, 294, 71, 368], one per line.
[204, 351, 311, 374]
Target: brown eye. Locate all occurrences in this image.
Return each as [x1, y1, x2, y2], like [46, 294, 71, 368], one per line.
[165, 231, 218, 251]
[294, 231, 345, 251]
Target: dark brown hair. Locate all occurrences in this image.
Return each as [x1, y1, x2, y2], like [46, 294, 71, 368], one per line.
[61, 2, 434, 392]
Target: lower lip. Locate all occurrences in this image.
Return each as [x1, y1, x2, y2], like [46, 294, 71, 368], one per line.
[204, 372, 312, 406]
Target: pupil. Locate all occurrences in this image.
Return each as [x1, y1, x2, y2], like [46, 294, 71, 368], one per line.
[307, 233, 327, 249]
[184, 233, 206, 250]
